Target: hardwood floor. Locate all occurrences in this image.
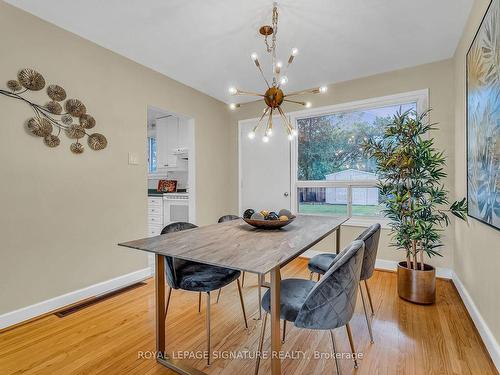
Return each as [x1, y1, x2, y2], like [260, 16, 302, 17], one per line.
[0, 258, 497, 375]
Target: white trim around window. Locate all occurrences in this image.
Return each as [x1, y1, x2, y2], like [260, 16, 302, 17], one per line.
[288, 88, 429, 227]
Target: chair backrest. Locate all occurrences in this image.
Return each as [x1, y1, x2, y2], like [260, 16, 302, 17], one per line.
[355, 223, 381, 280]
[217, 215, 240, 223]
[160, 222, 198, 289]
[294, 240, 365, 330]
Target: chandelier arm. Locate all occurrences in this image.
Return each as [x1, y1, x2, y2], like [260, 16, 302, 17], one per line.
[276, 67, 287, 89]
[266, 108, 274, 134]
[255, 64, 271, 88]
[284, 88, 320, 97]
[283, 98, 307, 106]
[234, 90, 265, 97]
[277, 106, 293, 132]
[258, 106, 271, 123]
[254, 106, 270, 132]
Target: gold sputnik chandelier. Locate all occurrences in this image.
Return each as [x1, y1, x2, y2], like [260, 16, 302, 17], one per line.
[228, 2, 327, 142]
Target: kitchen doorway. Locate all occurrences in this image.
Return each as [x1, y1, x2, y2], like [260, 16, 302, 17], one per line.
[146, 106, 196, 267]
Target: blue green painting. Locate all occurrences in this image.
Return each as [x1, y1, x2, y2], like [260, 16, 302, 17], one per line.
[467, 0, 500, 230]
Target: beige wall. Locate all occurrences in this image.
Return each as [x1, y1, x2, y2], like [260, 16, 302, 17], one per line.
[229, 59, 456, 269]
[0, 1, 232, 314]
[453, 0, 500, 348]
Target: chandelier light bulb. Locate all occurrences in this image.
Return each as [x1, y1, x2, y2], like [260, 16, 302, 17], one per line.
[275, 61, 282, 74]
[248, 131, 256, 139]
[266, 128, 273, 136]
[305, 101, 312, 108]
[291, 47, 299, 56]
[251, 52, 259, 61]
[319, 86, 328, 94]
[280, 76, 288, 85]
[291, 129, 298, 136]
[288, 134, 293, 141]
[228, 87, 237, 95]
[262, 135, 270, 143]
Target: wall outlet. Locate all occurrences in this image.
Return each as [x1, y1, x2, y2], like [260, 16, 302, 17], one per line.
[128, 152, 139, 165]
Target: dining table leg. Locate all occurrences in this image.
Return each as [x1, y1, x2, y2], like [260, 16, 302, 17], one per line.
[155, 254, 166, 358]
[270, 267, 282, 375]
[257, 274, 263, 320]
[336, 226, 341, 254]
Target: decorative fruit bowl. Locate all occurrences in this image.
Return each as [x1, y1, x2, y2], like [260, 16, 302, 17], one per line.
[242, 208, 296, 229]
[243, 216, 296, 229]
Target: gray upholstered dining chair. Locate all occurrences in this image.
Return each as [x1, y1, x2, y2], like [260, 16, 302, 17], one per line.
[160, 222, 248, 365]
[255, 240, 365, 375]
[307, 223, 381, 343]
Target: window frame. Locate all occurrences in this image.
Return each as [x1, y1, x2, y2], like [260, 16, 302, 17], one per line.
[289, 89, 429, 227]
[147, 136, 157, 174]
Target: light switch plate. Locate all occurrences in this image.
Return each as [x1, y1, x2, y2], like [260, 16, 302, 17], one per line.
[128, 152, 139, 165]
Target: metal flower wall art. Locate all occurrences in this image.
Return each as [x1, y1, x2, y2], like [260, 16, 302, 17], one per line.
[1, 68, 107, 154]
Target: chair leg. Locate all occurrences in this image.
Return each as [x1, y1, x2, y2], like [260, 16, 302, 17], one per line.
[216, 288, 222, 303]
[236, 278, 248, 329]
[255, 312, 268, 375]
[329, 330, 341, 375]
[364, 279, 375, 316]
[164, 287, 172, 321]
[359, 284, 374, 343]
[345, 323, 358, 369]
[241, 272, 245, 287]
[198, 292, 202, 313]
[281, 320, 286, 344]
[317, 273, 321, 282]
[309, 272, 313, 280]
[206, 291, 211, 366]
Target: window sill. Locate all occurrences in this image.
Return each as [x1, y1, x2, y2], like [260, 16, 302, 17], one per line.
[298, 212, 391, 229]
[344, 217, 391, 229]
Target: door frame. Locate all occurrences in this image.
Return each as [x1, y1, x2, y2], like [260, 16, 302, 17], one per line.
[238, 114, 292, 214]
[147, 106, 196, 272]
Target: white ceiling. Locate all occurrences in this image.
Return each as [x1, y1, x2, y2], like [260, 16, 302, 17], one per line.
[6, 0, 473, 104]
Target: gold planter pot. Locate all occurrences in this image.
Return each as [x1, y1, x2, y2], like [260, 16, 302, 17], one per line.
[397, 261, 436, 304]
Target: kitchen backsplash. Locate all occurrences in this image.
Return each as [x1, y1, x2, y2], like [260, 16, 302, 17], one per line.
[148, 170, 188, 191]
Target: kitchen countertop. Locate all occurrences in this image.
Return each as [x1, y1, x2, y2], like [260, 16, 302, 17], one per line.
[148, 189, 188, 197]
[148, 189, 163, 197]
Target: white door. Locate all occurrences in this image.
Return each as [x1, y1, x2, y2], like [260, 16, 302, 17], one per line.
[239, 116, 291, 215]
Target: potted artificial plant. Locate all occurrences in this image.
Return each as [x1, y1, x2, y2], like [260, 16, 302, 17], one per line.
[364, 109, 467, 304]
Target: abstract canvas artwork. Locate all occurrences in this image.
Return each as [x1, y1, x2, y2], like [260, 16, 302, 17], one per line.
[467, 0, 500, 230]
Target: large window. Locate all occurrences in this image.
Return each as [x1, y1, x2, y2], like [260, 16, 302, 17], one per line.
[293, 95, 422, 221]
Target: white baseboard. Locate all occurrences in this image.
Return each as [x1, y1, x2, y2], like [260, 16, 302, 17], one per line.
[301, 250, 453, 279]
[0, 267, 152, 330]
[452, 271, 500, 371]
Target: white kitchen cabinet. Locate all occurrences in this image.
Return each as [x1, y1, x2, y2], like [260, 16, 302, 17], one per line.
[155, 117, 174, 170]
[147, 196, 163, 236]
[164, 118, 179, 164]
[155, 116, 190, 171]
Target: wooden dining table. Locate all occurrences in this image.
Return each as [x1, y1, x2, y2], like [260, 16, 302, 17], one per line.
[118, 215, 347, 375]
